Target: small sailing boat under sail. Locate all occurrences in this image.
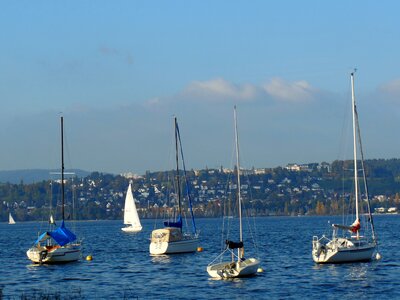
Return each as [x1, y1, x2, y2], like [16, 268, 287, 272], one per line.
[27, 116, 81, 264]
[312, 71, 379, 263]
[121, 182, 142, 232]
[207, 106, 260, 278]
[149, 117, 199, 255]
[9, 213, 16, 225]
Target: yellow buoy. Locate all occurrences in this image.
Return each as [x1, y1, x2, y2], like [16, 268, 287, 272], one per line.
[257, 267, 264, 273]
[86, 255, 93, 261]
[197, 247, 204, 252]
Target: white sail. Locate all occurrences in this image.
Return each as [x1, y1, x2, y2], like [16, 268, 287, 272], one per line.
[9, 213, 16, 224]
[122, 183, 142, 232]
[49, 214, 56, 225]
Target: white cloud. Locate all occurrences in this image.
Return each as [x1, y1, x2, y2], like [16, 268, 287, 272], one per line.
[180, 77, 318, 104]
[143, 77, 320, 109]
[182, 78, 258, 102]
[380, 78, 400, 95]
[145, 97, 161, 106]
[3, 76, 398, 175]
[263, 78, 316, 102]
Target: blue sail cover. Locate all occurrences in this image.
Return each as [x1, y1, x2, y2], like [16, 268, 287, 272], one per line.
[34, 221, 77, 246]
[164, 215, 182, 228]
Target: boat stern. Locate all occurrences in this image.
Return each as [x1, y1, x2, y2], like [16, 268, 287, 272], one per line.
[312, 235, 333, 263]
[27, 246, 47, 263]
[149, 241, 169, 255]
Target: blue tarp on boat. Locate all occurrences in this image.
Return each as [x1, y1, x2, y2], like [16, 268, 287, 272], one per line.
[34, 221, 77, 246]
[164, 215, 182, 229]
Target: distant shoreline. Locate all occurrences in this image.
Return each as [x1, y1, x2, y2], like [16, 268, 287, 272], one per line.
[3, 213, 398, 224]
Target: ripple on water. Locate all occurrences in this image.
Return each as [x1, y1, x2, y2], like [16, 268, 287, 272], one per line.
[1, 217, 400, 299]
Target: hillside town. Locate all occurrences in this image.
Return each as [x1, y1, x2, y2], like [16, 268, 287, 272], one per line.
[1, 158, 400, 222]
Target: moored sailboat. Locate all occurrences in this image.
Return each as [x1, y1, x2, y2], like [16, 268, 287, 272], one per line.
[121, 182, 142, 232]
[207, 106, 260, 278]
[149, 117, 199, 255]
[26, 116, 82, 264]
[312, 71, 379, 263]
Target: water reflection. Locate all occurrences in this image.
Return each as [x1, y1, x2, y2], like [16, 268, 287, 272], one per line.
[347, 264, 366, 279]
[151, 255, 172, 264]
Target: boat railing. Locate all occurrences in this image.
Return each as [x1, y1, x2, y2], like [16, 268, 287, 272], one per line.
[313, 235, 331, 247]
[208, 247, 239, 266]
[183, 232, 199, 240]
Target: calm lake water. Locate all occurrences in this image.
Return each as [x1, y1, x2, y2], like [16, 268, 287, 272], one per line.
[0, 215, 399, 299]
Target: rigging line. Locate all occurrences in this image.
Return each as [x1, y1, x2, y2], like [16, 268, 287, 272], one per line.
[243, 197, 259, 255]
[341, 164, 346, 227]
[162, 124, 176, 215]
[165, 166, 172, 213]
[61, 119, 78, 228]
[242, 170, 260, 255]
[355, 108, 378, 243]
[61, 116, 65, 222]
[234, 106, 243, 247]
[174, 118, 182, 220]
[337, 83, 353, 163]
[220, 213, 225, 253]
[60, 118, 78, 224]
[220, 119, 238, 247]
[62, 119, 74, 174]
[159, 119, 177, 224]
[339, 81, 354, 227]
[223, 169, 233, 250]
[175, 120, 197, 235]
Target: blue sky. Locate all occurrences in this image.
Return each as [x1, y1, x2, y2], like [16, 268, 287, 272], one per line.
[1, 1, 400, 174]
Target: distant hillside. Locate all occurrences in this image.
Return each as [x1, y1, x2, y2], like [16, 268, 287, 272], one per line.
[0, 169, 91, 184]
[1, 159, 400, 221]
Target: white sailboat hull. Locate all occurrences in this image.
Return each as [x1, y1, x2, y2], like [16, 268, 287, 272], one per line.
[121, 225, 142, 233]
[207, 258, 260, 278]
[150, 237, 199, 255]
[27, 244, 81, 264]
[312, 238, 376, 263]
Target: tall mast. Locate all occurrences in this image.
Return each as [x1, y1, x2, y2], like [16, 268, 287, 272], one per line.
[351, 72, 359, 222]
[234, 106, 243, 250]
[61, 116, 65, 222]
[174, 117, 182, 219]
